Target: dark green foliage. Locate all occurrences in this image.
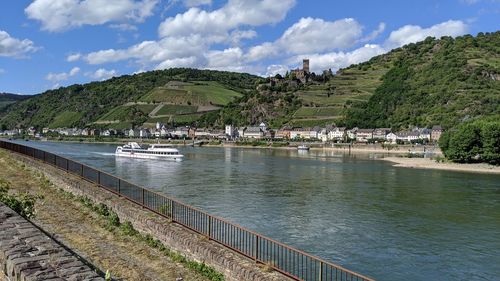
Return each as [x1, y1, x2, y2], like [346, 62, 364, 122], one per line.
[346, 32, 500, 129]
[0, 179, 37, 218]
[198, 90, 301, 128]
[440, 117, 500, 164]
[0, 68, 259, 129]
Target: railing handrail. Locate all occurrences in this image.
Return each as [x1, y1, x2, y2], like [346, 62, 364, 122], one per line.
[0, 140, 375, 281]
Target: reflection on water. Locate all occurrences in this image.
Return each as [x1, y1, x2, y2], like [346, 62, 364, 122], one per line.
[114, 157, 181, 184]
[11, 141, 500, 281]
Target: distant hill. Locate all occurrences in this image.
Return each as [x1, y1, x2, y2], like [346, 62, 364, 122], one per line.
[0, 93, 30, 111]
[207, 31, 499, 129]
[344, 31, 499, 129]
[1, 32, 498, 131]
[0, 69, 259, 129]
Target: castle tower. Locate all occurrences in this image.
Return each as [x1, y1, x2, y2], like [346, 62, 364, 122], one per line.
[303, 59, 310, 73]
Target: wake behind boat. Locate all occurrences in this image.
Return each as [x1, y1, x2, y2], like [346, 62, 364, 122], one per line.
[115, 142, 184, 161]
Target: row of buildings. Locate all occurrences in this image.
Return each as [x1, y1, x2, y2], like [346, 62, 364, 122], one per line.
[226, 124, 443, 143]
[2, 123, 444, 143]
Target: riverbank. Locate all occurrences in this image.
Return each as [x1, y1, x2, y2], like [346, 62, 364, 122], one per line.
[383, 157, 500, 174]
[2, 148, 292, 281]
[0, 150, 214, 281]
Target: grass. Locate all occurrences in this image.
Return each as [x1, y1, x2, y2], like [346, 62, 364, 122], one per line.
[293, 106, 344, 117]
[289, 117, 341, 127]
[48, 111, 83, 128]
[140, 81, 242, 106]
[70, 193, 225, 281]
[172, 113, 203, 124]
[98, 105, 155, 122]
[156, 104, 198, 115]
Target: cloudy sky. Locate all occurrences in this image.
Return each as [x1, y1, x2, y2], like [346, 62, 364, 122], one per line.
[0, 0, 499, 94]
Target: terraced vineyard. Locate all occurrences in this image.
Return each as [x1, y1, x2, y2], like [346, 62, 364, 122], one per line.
[289, 65, 391, 126]
[140, 81, 242, 106]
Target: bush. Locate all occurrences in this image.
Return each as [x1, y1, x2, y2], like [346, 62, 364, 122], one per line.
[440, 117, 500, 164]
[0, 179, 37, 218]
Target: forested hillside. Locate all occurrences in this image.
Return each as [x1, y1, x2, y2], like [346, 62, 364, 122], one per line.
[345, 32, 499, 129]
[0, 32, 498, 130]
[0, 93, 30, 111]
[0, 69, 258, 129]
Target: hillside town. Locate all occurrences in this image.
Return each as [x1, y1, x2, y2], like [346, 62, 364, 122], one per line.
[1, 123, 444, 144]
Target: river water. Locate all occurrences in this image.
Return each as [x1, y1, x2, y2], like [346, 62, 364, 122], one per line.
[11, 141, 500, 281]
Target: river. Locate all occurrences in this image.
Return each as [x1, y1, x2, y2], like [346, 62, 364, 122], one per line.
[11, 140, 500, 281]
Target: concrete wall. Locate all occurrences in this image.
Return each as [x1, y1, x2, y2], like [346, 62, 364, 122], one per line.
[12, 152, 291, 281]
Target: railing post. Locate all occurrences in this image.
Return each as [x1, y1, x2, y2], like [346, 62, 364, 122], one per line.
[319, 261, 323, 281]
[80, 164, 83, 177]
[97, 171, 101, 185]
[142, 189, 145, 206]
[207, 215, 212, 240]
[118, 179, 121, 195]
[66, 159, 69, 171]
[255, 235, 259, 263]
[43, 151, 46, 162]
[171, 201, 175, 222]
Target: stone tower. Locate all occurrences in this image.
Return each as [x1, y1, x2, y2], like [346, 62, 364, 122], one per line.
[303, 59, 310, 73]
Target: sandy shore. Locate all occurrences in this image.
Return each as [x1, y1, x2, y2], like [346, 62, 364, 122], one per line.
[383, 157, 500, 174]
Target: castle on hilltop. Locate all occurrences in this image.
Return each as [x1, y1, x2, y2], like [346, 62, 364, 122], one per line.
[290, 59, 310, 83]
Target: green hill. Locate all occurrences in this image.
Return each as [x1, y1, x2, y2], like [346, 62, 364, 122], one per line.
[205, 31, 499, 129]
[0, 69, 258, 129]
[345, 32, 499, 129]
[0, 93, 30, 111]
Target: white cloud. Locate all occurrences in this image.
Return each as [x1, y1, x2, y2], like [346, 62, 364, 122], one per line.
[230, 29, 257, 45]
[265, 64, 288, 77]
[361, 22, 386, 42]
[386, 20, 468, 48]
[275, 20, 468, 75]
[183, 0, 212, 7]
[82, 0, 295, 71]
[246, 17, 364, 62]
[155, 56, 199, 70]
[25, 0, 159, 32]
[86, 68, 118, 80]
[158, 0, 296, 41]
[279, 18, 363, 53]
[46, 67, 81, 82]
[0, 30, 38, 58]
[85, 35, 207, 66]
[66, 53, 82, 62]
[109, 23, 138, 31]
[286, 44, 387, 74]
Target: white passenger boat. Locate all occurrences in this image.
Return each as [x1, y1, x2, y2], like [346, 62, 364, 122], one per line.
[297, 145, 310, 151]
[115, 142, 184, 161]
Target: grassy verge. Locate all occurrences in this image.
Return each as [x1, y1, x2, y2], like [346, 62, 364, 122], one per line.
[57, 189, 224, 281]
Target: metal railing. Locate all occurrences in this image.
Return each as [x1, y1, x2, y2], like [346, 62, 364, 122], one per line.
[0, 140, 374, 281]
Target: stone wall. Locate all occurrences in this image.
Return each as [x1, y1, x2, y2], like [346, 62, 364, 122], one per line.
[0, 203, 103, 281]
[12, 152, 291, 281]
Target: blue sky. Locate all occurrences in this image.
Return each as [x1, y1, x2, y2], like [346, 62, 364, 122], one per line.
[0, 0, 499, 95]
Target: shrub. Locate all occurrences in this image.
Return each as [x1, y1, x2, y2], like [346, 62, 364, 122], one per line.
[0, 179, 37, 219]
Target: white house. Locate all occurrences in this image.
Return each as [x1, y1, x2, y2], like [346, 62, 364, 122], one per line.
[346, 128, 358, 140]
[319, 129, 329, 142]
[356, 129, 374, 142]
[244, 127, 264, 139]
[225, 125, 236, 139]
[329, 127, 346, 141]
[290, 128, 313, 140]
[386, 133, 397, 143]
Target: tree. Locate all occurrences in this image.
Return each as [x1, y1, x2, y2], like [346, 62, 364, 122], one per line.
[480, 121, 500, 165]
